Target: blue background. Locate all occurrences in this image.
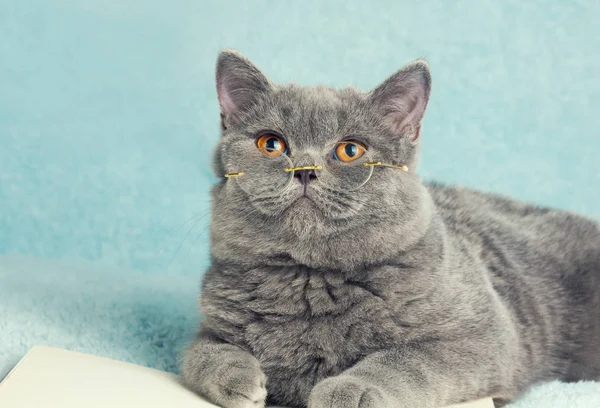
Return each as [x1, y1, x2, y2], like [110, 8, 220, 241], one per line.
[1, 0, 599, 274]
[1, 1, 599, 405]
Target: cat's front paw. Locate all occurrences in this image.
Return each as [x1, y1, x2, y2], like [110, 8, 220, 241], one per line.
[211, 360, 267, 408]
[183, 351, 267, 408]
[308, 375, 395, 408]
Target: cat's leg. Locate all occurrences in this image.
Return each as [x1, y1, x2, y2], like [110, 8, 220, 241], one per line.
[182, 329, 267, 408]
[309, 340, 513, 408]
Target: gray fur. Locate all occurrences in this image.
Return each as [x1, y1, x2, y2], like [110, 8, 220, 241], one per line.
[182, 49, 600, 408]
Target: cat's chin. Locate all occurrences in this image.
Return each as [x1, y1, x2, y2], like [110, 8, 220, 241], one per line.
[294, 195, 314, 205]
[287, 194, 320, 216]
[282, 195, 326, 239]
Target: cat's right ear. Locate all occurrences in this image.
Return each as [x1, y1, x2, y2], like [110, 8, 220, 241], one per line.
[369, 60, 431, 143]
[216, 49, 273, 130]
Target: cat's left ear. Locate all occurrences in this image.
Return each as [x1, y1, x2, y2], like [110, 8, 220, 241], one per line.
[369, 60, 431, 142]
[216, 49, 273, 130]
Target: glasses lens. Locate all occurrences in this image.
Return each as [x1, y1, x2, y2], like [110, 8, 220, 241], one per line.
[316, 143, 374, 191]
[231, 148, 293, 197]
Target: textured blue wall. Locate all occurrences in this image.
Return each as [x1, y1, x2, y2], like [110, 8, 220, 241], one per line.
[1, 0, 599, 276]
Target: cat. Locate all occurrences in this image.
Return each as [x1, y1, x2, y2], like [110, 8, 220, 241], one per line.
[181, 49, 600, 408]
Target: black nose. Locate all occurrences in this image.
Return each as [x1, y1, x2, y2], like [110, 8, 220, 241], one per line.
[294, 169, 317, 185]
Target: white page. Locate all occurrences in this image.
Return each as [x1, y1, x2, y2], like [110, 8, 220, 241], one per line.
[0, 346, 493, 408]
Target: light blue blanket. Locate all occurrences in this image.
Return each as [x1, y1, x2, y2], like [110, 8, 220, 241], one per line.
[1, 1, 599, 406]
[1, 255, 599, 407]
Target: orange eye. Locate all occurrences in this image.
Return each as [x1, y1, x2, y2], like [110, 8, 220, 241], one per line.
[333, 141, 366, 162]
[257, 133, 288, 157]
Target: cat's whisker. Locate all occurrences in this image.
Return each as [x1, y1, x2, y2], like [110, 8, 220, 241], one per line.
[163, 213, 211, 266]
[156, 212, 209, 255]
[180, 206, 271, 265]
[172, 218, 207, 256]
[183, 223, 213, 267]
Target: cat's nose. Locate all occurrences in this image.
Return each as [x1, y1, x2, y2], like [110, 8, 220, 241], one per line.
[294, 169, 317, 185]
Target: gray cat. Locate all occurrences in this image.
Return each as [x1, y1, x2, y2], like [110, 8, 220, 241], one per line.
[181, 49, 600, 408]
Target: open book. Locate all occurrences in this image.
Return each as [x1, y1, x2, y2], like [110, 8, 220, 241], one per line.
[0, 346, 494, 408]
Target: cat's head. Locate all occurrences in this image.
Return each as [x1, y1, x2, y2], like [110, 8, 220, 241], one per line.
[210, 49, 434, 271]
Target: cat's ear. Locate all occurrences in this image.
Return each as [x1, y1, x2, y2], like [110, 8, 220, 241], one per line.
[369, 60, 431, 142]
[216, 49, 273, 129]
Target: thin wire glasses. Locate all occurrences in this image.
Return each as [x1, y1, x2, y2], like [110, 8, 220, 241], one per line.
[224, 141, 408, 198]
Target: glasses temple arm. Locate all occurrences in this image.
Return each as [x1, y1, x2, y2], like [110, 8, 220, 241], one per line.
[364, 161, 409, 172]
[224, 172, 245, 178]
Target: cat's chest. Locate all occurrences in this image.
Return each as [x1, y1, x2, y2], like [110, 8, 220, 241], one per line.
[204, 266, 403, 379]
